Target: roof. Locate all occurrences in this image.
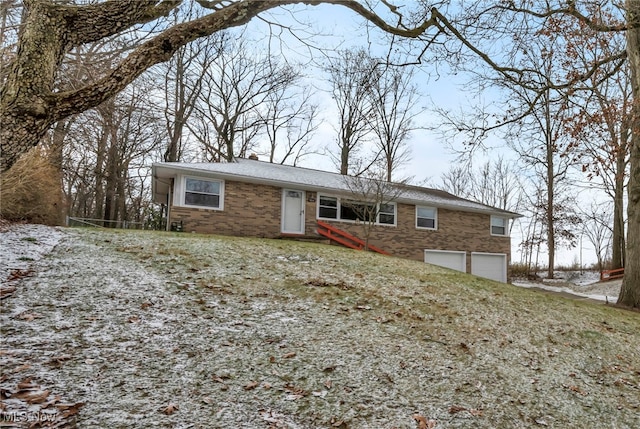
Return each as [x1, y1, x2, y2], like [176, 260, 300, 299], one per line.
[152, 158, 521, 218]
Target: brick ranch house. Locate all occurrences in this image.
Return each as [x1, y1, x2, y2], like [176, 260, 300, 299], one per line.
[152, 158, 521, 282]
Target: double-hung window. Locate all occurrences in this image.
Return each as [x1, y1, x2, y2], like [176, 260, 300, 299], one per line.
[378, 203, 396, 225]
[416, 206, 437, 229]
[184, 177, 222, 209]
[491, 216, 508, 236]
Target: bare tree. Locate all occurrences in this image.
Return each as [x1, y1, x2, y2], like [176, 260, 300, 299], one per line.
[63, 77, 164, 226]
[439, 165, 473, 199]
[439, 157, 523, 215]
[581, 204, 614, 273]
[443, 19, 583, 279]
[342, 169, 407, 251]
[559, 9, 632, 270]
[326, 48, 378, 175]
[368, 64, 422, 181]
[260, 76, 319, 165]
[187, 33, 297, 162]
[431, 0, 640, 307]
[1, 1, 453, 172]
[160, 37, 217, 162]
[157, 4, 216, 163]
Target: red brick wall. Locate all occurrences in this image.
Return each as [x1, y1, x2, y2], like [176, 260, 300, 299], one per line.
[170, 180, 282, 237]
[169, 182, 511, 267]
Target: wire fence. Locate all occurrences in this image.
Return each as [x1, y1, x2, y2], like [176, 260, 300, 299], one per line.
[66, 216, 145, 230]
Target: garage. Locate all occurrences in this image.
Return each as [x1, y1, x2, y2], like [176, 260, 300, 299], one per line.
[424, 250, 466, 273]
[471, 252, 507, 283]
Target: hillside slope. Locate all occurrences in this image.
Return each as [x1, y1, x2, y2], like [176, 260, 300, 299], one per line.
[1, 225, 639, 428]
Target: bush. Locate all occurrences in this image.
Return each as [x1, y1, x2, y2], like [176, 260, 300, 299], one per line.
[509, 262, 531, 279]
[0, 148, 64, 225]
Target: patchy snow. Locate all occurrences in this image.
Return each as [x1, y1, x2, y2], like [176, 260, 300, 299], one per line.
[1, 225, 639, 428]
[0, 223, 65, 283]
[513, 271, 622, 303]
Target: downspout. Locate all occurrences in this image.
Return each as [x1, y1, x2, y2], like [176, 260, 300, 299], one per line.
[166, 179, 173, 232]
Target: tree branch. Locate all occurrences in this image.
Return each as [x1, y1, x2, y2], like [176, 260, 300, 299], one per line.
[63, 0, 182, 48]
[50, 0, 444, 122]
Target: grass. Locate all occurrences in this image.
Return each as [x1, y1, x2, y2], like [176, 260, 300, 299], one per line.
[2, 227, 639, 428]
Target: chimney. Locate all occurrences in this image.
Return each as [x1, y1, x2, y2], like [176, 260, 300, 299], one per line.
[248, 153, 258, 161]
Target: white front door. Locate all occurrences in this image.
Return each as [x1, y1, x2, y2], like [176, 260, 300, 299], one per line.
[281, 189, 305, 234]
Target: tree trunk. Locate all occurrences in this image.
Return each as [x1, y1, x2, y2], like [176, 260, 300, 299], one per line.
[340, 143, 349, 175]
[93, 129, 108, 220]
[103, 127, 119, 227]
[545, 101, 555, 279]
[0, 1, 67, 171]
[618, 0, 640, 308]
[611, 155, 626, 269]
[2, 1, 336, 172]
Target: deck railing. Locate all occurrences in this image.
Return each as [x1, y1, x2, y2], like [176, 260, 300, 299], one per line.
[316, 220, 389, 255]
[600, 268, 624, 281]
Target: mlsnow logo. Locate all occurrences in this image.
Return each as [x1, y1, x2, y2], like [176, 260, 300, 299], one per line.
[1, 411, 58, 423]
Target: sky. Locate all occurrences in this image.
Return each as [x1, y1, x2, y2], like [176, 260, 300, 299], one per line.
[248, 3, 470, 183]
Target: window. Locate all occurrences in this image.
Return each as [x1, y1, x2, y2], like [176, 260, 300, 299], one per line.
[184, 177, 222, 209]
[379, 203, 395, 225]
[416, 206, 437, 229]
[491, 216, 508, 236]
[317, 194, 396, 225]
[340, 200, 375, 222]
[319, 195, 338, 219]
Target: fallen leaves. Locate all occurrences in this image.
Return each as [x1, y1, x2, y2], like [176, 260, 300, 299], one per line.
[305, 279, 352, 290]
[448, 405, 484, 416]
[6, 268, 34, 282]
[243, 381, 259, 390]
[0, 285, 17, 299]
[413, 414, 436, 428]
[283, 383, 309, 401]
[12, 388, 50, 403]
[0, 378, 84, 426]
[565, 384, 588, 396]
[16, 311, 41, 322]
[162, 403, 179, 415]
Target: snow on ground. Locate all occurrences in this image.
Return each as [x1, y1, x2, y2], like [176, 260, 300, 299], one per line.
[0, 223, 65, 283]
[512, 271, 622, 303]
[1, 224, 639, 428]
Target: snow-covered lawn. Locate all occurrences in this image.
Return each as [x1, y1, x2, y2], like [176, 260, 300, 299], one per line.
[1, 224, 639, 428]
[513, 271, 622, 303]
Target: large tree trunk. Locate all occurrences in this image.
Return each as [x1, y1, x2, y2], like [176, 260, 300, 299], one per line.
[618, 0, 640, 308]
[0, 1, 67, 171]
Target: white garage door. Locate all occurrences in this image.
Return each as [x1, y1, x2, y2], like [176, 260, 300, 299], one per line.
[424, 250, 466, 272]
[471, 252, 507, 283]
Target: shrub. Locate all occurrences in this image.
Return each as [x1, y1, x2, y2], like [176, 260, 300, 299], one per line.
[0, 148, 64, 225]
[509, 262, 531, 279]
